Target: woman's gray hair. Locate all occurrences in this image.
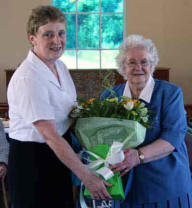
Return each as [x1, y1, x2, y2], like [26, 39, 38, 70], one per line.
[116, 34, 159, 79]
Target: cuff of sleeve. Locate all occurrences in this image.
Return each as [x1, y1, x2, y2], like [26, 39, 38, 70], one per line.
[160, 129, 187, 150]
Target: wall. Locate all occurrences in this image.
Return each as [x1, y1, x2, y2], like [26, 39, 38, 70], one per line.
[0, 0, 51, 102]
[126, 0, 192, 104]
[0, 0, 192, 103]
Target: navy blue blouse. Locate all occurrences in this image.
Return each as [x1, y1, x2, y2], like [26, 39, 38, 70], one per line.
[101, 79, 192, 203]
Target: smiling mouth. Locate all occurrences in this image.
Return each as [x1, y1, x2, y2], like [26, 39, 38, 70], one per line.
[133, 74, 144, 76]
[49, 46, 62, 52]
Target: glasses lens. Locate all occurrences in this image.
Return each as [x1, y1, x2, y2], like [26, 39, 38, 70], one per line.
[127, 59, 150, 68]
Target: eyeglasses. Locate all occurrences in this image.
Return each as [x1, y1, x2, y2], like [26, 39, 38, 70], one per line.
[126, 59, 151, 68]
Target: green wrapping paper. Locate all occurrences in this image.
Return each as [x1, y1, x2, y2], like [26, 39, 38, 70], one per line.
[84, 144, 125, 200]
[75, 117, 146, 149]
[75, 117, 146, 200]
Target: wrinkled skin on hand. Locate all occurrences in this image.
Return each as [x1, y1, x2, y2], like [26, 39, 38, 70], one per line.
[110, 148, 140, 177]
[83, 172, 113, 200]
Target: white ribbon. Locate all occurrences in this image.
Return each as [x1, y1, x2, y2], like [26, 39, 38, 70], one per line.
[86, 141, 125, 180]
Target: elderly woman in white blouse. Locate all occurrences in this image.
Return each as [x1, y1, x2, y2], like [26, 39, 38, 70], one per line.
[7, 5, 111, 208]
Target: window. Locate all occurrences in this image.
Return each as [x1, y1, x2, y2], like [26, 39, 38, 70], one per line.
[52, 0, 126, 69]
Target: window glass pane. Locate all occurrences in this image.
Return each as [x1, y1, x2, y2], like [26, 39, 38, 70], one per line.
[101, 50, 119, 69]
[101, 14, 123, 49]
[77, 0, 99, 12]
[53, 0, 76, 12]
[101, 0, 123, 12]
[66, 14, 76, 49]
[78, 14, 99, 49]
[78, 50, 100, 69]
[60, 50, 76, 69]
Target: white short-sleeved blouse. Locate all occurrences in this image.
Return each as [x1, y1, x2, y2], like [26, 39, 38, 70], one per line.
[7, 50, 77, 143]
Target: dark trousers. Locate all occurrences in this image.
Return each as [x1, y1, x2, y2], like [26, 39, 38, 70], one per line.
[8, 136, 74, 208]
[0, 191, 4, 208]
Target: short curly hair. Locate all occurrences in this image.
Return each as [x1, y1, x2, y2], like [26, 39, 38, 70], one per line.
[27, 5, 66, 36]
[116, 34, 159, 80]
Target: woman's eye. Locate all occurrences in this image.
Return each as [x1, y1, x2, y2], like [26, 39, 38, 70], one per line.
[44, 32, 53, 38]
[130, 61, 136, 65]
[59, 31, 65, 37]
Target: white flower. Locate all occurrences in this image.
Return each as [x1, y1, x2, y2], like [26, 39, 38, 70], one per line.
[140, 107, 148, 116]
[74, 108, 81, 113]
[141, 116, 148, 123]
[124, 102, 134, 110]
[77, 105, 84, 110]
[139, 102, 145, 107]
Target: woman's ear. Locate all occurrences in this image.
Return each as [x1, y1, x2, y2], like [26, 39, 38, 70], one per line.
[28, 34, 36, 46]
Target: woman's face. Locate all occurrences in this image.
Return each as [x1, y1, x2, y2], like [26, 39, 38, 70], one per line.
[124, 48, 153, 88]
[29, 21, 66, 65]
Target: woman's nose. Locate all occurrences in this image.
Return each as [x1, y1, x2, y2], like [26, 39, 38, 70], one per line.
[53, 35, 61, 44]
[135, 63, 142, 70]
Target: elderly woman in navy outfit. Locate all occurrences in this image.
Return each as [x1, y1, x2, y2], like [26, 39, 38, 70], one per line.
[101, 34, 192, 208]
[7, 5, 111, 208]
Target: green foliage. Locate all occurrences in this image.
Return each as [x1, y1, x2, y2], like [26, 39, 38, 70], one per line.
[52, 0, 76, 12]
[101, 14, 123, 49]
[65, 14, 76, 49]
[77, 0, 100, 12]
[78, 14, 100, 49]
[70, 96, 152, 128]
[101, 0, 123, 12]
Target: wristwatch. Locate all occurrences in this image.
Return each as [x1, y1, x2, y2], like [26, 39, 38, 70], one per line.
[137, 149, 145, 164]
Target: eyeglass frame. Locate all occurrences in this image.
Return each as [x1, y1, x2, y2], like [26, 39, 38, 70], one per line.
[125, 59, 152, 68]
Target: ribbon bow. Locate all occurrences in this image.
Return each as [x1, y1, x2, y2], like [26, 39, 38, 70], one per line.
[86, 141, 125, 180]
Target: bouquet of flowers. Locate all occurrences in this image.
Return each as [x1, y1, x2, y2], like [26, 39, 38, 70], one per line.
[70, 95, 151, 200]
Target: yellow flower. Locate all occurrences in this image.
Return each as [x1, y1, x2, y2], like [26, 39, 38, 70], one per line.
[133, 99, 141, 107]
[131, 111, 137, 116]
[88, 98, 95, 104]
[106, 97, 118, 102]
[124, 98, 132, 102]
[80, 102, 87, 108]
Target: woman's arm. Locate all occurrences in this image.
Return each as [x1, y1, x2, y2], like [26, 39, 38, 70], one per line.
[111, 138, 174, 176]
[33, 120, 112, 200]
[138, 138, 175, 163]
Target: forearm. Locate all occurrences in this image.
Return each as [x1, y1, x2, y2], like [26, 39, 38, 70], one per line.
[34, 120, 91, 182]
[138, 138, 175, 163]
[46, 133, 90, 181]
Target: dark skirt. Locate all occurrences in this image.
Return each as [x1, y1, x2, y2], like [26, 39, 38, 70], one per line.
[8, 135, 74, 208]
[111, 192, 192, 208]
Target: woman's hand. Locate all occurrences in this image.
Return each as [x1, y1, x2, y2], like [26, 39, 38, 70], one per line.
[110, 148, 140, 177]
[82, 171, 112, 200]
[0, 163, 7, 179]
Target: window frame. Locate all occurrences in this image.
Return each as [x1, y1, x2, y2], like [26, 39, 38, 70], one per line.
[53, 0, 127, 70]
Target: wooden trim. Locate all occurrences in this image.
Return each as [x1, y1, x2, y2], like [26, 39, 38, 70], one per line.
[185, 104, 192, 122]
[155, 66, 170, 71]
[0, 103, 8, 119]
